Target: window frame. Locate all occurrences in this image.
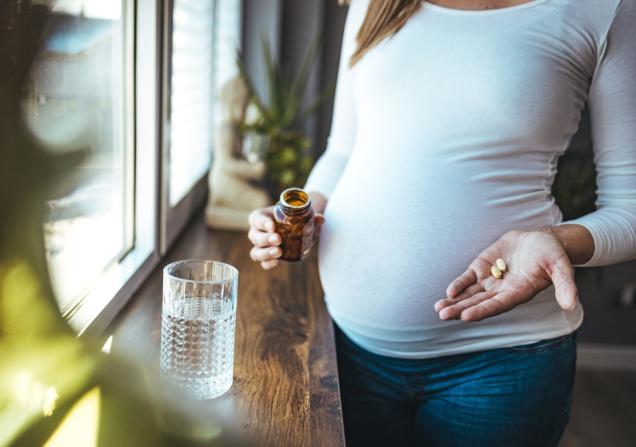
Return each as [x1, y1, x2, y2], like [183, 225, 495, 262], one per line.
[67, 0, 162, 336]
[60, 0, 243, 336]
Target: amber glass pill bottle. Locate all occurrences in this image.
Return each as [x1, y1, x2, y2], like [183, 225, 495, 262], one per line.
[274, 188, 315, 262]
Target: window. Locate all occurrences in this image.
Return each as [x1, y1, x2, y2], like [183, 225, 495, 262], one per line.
[163, 0, 243, 249]
[214, 0, 243, 98]
[27, 0, 134, 318]
[168, 0, 215, 206]
[24, 0, 243, 334]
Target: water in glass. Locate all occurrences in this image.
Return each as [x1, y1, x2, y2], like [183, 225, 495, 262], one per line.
[161, 296, 235, 399]
[160, 260, 237, 399]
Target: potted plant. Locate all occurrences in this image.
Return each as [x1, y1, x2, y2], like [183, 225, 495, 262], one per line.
[237, 37, 334, 199]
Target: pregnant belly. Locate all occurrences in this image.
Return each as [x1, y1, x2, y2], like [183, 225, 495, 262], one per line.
[318, 169, 558, 329]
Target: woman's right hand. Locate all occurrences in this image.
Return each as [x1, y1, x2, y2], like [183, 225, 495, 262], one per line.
[247, 205, 325, 270]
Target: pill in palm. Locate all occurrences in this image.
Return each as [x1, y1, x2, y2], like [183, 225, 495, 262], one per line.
[491, 265, 503, 279]
[496, 258, 507, 272]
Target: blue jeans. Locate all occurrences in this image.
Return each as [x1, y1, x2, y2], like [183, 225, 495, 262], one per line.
[335, 327, 576, 447]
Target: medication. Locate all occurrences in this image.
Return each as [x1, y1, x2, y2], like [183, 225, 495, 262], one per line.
[273, 188, 315, 262]
[496, 258, 507, 272]
[491, 265, 503, 279]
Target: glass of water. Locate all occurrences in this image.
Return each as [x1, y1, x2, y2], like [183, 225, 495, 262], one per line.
[160, 260, 238, 399]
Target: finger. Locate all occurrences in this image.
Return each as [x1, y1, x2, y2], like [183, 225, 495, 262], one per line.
[248, 209, 276, 232]
[302, 214, 324, 237]
[248, 228, 281, 247]
[310, 214, 325, 241]
[314, 214, 325, 235]
[261, 259, 279, 270]
[250, 246, 282, 262]
[434, 283, 485, 312]
[460, 291, 522, 322]
[446, 268, 478, 298]
[438, 290, 497, 320]
[550, 256, 578, 311]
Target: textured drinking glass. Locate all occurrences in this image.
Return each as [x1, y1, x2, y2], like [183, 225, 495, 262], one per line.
[160, 260, 238, 399]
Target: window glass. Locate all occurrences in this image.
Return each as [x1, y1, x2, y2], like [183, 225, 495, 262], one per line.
[25, 0, 131, 314]
[168, 0, 215, 205]
[214, 0, 243, 93]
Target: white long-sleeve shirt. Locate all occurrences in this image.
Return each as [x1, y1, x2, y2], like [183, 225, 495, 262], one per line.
[305, 0, 636, 358]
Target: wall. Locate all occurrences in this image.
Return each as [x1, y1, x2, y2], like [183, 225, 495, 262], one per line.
[242, 0, 282, 102]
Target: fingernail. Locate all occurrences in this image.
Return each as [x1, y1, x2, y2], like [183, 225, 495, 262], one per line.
[269, 235, 279, 244]
[269, 248, 279, 256]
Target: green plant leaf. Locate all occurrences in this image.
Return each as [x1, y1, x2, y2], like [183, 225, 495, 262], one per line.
[300, 154, 314, 175]
[290, 35, 321, 117]
[298, 80, 336, 124]
[280, 169, 295, 186]
[235, 52, 267, 116]
[261, 36, 282, 122]
[279, 147, 298, 164]
[239, 33, 335, 197]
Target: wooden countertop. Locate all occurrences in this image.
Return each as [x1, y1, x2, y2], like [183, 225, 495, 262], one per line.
[110, 217, 345, 447]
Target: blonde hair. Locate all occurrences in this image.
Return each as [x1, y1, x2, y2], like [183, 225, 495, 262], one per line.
[339, 0, 421, 66]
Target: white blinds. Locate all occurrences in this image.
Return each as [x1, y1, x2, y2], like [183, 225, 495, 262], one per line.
[168, 0, 214, 205]
[214, 0, 243, 93]
[168, 0, 243, 206]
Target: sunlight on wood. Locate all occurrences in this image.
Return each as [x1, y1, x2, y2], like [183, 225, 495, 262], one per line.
[43, 387, 101, 447]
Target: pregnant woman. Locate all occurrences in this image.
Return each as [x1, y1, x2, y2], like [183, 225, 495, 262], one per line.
[247, 0, 636, 445]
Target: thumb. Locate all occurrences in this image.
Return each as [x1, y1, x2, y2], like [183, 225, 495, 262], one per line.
[550, 256, 578, 311]
[315, 213, 325, 226]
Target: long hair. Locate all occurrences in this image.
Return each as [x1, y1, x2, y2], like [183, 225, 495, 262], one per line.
[340, 0, 421, 66]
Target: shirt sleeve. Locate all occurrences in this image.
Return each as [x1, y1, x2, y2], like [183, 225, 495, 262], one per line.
[563, 0, 636, 267]
[304, 0, 367, 199]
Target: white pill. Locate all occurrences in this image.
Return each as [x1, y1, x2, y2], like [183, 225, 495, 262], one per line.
[491, 265, 503, 279]
[496, 258, 507, 272]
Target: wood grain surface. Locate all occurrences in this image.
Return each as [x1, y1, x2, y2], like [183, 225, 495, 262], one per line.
[109, 217, 345, 447]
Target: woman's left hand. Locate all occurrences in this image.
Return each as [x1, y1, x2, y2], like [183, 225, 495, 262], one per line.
[434, 230, 578, 322]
